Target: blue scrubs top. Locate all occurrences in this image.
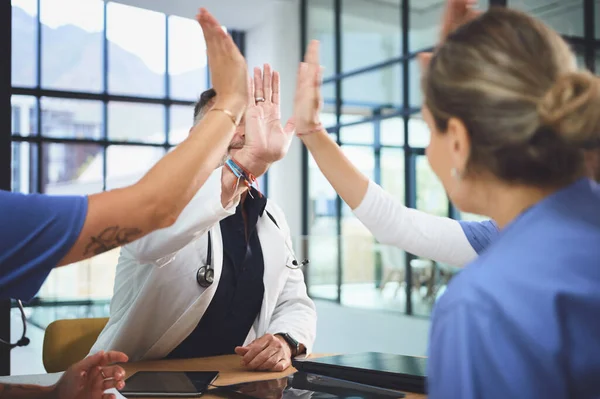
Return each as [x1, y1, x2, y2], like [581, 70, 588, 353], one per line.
[0, 191, 88, 301]
[427, 179, 600, 398]
[459, 219, 499, 254]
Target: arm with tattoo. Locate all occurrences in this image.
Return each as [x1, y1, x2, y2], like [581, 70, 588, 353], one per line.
[56, 97, 246, 267]
[51, 8, 248, 267]
[0, 383, 53, 399]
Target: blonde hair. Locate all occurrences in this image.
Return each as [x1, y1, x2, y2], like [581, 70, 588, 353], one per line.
[424, 7, 600, 187]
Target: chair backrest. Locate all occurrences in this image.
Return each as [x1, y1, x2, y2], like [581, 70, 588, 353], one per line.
[43, 317, 109, 373]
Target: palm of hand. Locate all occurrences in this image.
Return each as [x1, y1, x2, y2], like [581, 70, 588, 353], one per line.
[294, 42, 323, 134]
[294, 77, 321, 131]
[245, 101, 293, 164]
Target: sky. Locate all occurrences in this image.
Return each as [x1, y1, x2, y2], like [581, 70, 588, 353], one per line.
[12, 0, 208, 75]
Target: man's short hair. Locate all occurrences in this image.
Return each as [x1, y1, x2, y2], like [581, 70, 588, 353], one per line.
[194, 88, 217, 124]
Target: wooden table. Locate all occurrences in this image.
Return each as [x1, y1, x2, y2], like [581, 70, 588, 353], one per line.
[123, 354, 426, 399]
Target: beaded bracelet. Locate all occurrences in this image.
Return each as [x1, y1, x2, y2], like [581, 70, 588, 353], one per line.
[224, 158, 262, 197]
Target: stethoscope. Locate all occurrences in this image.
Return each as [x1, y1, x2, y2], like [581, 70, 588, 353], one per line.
[0, 299, 30, 350]
[196, 210, 310, 288]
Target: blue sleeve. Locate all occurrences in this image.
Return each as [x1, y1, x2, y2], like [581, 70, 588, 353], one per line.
[0, 191, 88, 301]
[427, 301, 566, 399]
[458, 220, 499, 254]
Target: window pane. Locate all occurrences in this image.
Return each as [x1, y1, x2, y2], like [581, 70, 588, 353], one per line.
[106, 146, 165, 190]
[341, 0, 401, 72]
[340, 147, 375, 307]
[575, 50, 586, 69]
[322, 82, 336, 110]
[308, 0, 335, 79]
[339, 122, 374, 145]
[342, 65, 402, 116]
[11, 142, 38, 193]
[410, 1, 444, 51]
[508, 0, 583, 37]
[410, 0, 489, 52]
[41, 98, 103, 139]
[307, 153, 339, 300]
[107, 2, 166, 97]
[169, 15, 208, 100]
[408, 115, 430, 148]
[341, 146, 374, 190]
[320, 110, 337, 129]
[12, 0, 37, 87]
[42, 143, 104, 195]
[40, 0, 104, 92]
[170, 104, 194, 145]
[108, 102, 165, 143]
[460, 212, 489, 222]
[597, 0, 600, 39]
[381, 148, 404, 205]
[416, 156, 447, 217]
[38, 248, 120, 300]
[381, 117, 404, 146]
[11, 95, 37, 136]
[409, 57, 423, 108]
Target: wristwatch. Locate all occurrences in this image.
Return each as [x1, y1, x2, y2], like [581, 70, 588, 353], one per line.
[276, 333, 301, 357]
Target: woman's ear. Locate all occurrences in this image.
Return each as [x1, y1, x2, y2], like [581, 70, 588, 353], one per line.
[446, 117, 471, 173]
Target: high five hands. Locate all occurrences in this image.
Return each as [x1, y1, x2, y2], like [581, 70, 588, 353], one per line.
[196, 7, 326, 169]
[235, 65, 296, 177]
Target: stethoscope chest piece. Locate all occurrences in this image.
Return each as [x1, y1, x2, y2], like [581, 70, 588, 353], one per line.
[197, 230, 214, 288]
[197, 265, 214, 288]
[195, 212, 309, 287]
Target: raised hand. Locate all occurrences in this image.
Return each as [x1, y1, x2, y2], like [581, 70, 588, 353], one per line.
[235, 64, 295, 176]
[294, 40, 323, 136]
[196, 8, 248, 123]
[441, 0, 480, 40]
[418, 0, 481, 71]
[52, 351, 128, 399]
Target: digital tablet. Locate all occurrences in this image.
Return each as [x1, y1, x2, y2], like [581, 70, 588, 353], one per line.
[120, 371, 219, 397]
[211, 372, 405, 399]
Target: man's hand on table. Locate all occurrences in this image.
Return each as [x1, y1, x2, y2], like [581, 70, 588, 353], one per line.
[235, 334, 292, 372]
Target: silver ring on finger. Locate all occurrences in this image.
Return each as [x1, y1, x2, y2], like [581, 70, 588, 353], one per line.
[100, 369, 107, 379]
[255, 97, 265, 103]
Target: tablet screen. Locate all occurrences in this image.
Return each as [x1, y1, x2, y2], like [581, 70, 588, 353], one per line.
[120, 371, 219, 396]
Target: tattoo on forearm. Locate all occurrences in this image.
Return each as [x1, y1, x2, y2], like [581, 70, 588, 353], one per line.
[84, 226, 143, 256]
[0, 383, 51, 398]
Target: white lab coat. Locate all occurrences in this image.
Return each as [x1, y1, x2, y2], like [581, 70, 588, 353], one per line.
[91, 168, 317, 362]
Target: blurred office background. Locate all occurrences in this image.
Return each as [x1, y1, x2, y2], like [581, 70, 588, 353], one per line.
[2, 0, 599, 376]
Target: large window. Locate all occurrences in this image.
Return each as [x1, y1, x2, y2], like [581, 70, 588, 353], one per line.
[302, 0, 599, 317]
[9, 0, 243, 310]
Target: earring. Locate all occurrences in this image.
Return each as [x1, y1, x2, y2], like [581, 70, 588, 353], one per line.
[451, 167, 462, 180]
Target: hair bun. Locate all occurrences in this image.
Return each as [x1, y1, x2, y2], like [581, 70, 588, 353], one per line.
[537, 71, 600, 148]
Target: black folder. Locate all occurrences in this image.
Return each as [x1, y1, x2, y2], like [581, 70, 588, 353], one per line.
[292, 352, 427, 394]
